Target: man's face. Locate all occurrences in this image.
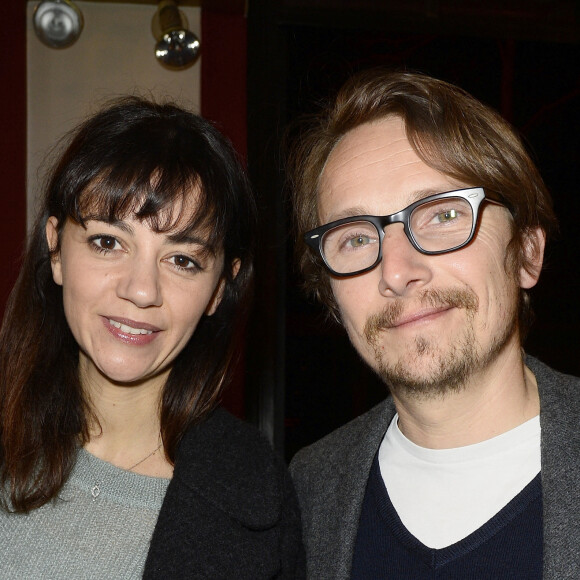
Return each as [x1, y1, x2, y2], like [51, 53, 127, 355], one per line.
[318, 116, 542, 397]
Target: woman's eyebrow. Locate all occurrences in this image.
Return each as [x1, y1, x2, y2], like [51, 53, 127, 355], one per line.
[85, 218, 215, 251]
[166, 230, 212, 248]
[85, 218, 135, 235]
[325, 206, 369, 221]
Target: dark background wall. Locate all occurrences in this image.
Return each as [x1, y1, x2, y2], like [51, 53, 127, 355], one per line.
[245, 0, 580, 459]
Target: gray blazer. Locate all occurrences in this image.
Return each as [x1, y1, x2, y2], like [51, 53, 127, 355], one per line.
[290, 356, 580, 579]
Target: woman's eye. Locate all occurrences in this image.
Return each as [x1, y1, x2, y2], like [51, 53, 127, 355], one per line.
[91, 236, 121, 252]
[170, 255, 200, 271]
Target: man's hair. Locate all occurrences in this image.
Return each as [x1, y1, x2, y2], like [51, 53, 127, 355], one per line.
[289, 69, 558, 333]
[0, 96, 257, 512]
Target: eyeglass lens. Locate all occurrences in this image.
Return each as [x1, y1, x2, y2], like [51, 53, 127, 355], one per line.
[321, 196, 475, 274]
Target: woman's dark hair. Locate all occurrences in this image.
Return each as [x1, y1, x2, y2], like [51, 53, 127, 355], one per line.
[0, 97, 256, 512]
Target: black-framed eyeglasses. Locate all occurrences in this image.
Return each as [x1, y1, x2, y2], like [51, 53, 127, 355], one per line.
[304, 187, 505, 277]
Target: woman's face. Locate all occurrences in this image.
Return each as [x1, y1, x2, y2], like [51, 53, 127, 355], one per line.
[46, 201, 227, 390]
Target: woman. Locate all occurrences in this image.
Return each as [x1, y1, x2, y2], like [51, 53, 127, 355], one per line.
[0, 97, 304, 578]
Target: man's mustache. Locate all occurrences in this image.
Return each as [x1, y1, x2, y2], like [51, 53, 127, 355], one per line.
[364, 288, 479, 340]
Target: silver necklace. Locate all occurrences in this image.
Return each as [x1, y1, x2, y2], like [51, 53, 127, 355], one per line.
[127, 441, 163, 471]
[91, 441, 163, 501]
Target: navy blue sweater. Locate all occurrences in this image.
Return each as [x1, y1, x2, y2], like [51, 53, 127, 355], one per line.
[351, 456, 542, 579]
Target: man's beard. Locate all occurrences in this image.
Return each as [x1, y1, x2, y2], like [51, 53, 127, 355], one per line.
[362, 287, 518, 399]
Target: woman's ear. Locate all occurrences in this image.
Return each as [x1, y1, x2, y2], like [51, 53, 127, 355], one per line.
[519, 227, 546, 290]
[205, 278, 225, 316]
[45, 217, 63, 286]
[231, 258, 241, 279]
[205, 259, 241, 316]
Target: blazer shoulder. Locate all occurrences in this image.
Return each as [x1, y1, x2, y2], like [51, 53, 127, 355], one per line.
[290, 398, 395, 486]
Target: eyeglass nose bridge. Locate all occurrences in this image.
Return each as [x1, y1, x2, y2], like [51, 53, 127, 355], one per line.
[373, 207, 420, 261]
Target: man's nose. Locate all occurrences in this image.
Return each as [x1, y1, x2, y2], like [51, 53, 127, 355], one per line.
[116, 257, 163, 308]
[378, 224, 432, 296]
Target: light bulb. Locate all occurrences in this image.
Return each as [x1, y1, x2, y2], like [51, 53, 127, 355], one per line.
[33, 0, 83, 49]
[152, 1, 200, 70]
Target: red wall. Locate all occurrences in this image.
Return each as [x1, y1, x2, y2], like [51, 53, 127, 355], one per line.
[201, 8, 247, 160]
[0, 3, 27, 314]
[201, 6, 248, 416]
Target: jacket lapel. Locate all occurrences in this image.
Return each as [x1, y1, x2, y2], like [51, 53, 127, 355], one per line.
[292, 399, 396, 578]
[529, 356, 580, 579]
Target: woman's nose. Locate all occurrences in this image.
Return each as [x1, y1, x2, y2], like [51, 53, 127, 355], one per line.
[116, 258, 163, 308]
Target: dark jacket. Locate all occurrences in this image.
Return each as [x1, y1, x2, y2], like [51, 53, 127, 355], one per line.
[290, 356, 580, 579]
[144, 408, 305, 579]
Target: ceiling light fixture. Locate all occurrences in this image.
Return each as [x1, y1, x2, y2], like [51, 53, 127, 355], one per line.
[33, 0, 84, 49]
[152, 0, 200, 70]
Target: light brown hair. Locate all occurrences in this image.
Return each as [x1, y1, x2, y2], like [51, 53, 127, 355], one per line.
[288, 69, 557, 334]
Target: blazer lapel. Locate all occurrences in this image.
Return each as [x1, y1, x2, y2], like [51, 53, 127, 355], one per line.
[292, 399, 396, 579]
[529, 356, 580, 579]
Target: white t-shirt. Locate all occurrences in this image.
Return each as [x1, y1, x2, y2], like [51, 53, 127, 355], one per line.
[378, 414, 541, 549]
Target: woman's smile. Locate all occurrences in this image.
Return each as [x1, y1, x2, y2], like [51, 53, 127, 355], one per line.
[102, 316, 159, 345]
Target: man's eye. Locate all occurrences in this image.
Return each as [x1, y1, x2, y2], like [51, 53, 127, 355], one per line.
[437, 209, 458, 222]
[348, 235, 372, 248]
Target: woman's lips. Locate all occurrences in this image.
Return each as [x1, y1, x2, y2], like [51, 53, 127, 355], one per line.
[102, 316, 160, 345]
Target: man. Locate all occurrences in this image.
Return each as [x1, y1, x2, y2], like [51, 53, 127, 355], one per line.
[288, 70, 579, 579]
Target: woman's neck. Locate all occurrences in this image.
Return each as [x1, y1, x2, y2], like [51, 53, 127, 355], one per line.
[82, 373, 173, 478]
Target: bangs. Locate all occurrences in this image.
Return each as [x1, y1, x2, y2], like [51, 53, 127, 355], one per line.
[45, 97, 255, 267]
[72, 165, 224, 251]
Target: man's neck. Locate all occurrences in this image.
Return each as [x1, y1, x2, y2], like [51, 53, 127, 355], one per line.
[392, 347, 540, 449]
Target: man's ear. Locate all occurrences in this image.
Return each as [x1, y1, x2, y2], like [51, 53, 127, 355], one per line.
[45, 216, 63, 286]
[205, 259, 241, 316]
[519, 227, 546, 290]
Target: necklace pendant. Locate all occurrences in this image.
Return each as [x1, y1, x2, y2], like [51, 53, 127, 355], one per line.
[91, 483, 100, 501]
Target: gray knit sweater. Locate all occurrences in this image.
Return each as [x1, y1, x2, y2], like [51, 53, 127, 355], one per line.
[0, 448, 170, 579]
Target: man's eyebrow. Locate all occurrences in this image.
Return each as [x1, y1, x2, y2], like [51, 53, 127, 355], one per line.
[325, 206, 370, 222]
[323, 188, 456, 222]
[406, 188, 449, 204]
